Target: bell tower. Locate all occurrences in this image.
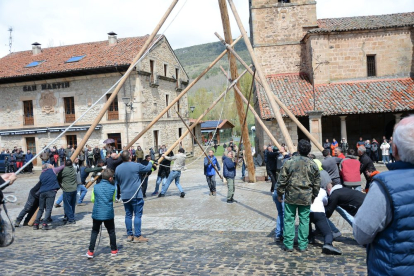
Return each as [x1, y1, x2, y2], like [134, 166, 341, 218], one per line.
[249, 0, 317, 75]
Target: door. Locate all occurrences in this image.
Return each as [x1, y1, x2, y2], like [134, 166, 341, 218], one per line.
[153, 130, 159, 152]
[23, 100, 34, 125]
[178, 128, 183, 147]
[26, 137, 37, 166]
[107, 94, 119, 120]
[64, 97, 75, 123]
[108, 133, 122, 152]
[165, 94, 170, 117]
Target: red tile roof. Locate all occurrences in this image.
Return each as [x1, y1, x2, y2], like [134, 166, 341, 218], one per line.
[0, 35, 158, 82]
[310, 12, 414, 34]
[256, 74, 414, 119]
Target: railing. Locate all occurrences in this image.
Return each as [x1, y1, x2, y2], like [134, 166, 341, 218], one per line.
[24, 116, 34, 125]
[65, 113, 75, 123]
[108, 111, 119, 120]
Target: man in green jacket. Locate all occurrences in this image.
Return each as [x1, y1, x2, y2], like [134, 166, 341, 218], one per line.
[277, 139, 321, 252]
[58, 159, 78, 224]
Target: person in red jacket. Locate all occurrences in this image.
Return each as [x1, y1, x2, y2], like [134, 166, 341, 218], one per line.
[339, 149, 362, 191]
[335, 148, 346, 159]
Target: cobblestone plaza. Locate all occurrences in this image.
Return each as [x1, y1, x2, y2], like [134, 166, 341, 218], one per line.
[1, 161, 370, 275]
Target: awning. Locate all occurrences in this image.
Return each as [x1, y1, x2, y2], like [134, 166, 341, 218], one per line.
[0, 124, 102, 136]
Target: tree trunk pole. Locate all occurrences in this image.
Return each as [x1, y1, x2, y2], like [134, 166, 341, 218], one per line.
[220, 67, 282, 149]
[70, 0, 180, 161]
[158, 67, 250, 164]
[215, 20, 324, 152]
[227, 0, 295, 153]
[124, 36, 243, 150]
[218, 0, 255, 183]
[175, 110, 223, 180]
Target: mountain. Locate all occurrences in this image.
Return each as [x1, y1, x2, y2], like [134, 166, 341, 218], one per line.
[174, 39, 252, 91]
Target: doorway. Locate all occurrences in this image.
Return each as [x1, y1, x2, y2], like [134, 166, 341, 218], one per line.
[153, 130, 159, 152]
[26, 137, 37, 166]
[108, 133, 122, 152]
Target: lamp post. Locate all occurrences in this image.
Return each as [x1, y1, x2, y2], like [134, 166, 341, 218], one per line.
[122, 97, 133, 144]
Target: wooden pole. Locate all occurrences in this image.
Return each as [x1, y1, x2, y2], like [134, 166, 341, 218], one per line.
[227, 0, 295, 153]
[218, 0, 255, 183]
[175, 110, 223, 180]
[220, 67, 282, 149]
[215, 33, 324, 152]
[124, 36, 243, 150]
[157, 67, 251, 164]
[70, 0, 180, 162]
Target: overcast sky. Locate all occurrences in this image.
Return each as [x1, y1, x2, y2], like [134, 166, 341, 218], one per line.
[0, 0, 413, 58]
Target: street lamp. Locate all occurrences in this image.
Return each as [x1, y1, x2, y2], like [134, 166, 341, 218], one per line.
[190, 106, 195, 113]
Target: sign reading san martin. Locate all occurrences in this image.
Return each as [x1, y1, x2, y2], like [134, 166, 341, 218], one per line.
[23, 81, 70, 92]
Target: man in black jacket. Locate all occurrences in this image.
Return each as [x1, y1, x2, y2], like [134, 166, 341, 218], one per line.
[358, 146, 376, 184]
[265, 146, 282, 193]
[14, 181, 41, 227]
[325, 183, 365, 226]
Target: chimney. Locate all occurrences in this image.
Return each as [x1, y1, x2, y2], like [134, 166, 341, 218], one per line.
[108, 32, 117, 45]
[32, 42, 41, 55]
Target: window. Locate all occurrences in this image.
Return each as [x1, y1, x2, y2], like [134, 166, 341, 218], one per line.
[178, 128, 183, 147]
[150, 60, 155, 83]
[177, 99, 180, 114]
[66, 135, 77, 148]
[64, 97, 75, 123]
[166, 94, 170, 118]
[278, 0, 290, 3]
[164, 64, 168, 77]
[23, 100, 34, 125]
[153, 130, 159, 152]
[25, 60, 44, 68]
[175, 68, 180, 88]
[26, 137, 37, 165]
[66, 55, 86, 63]
[107, 133, 122, 152]
[367, 55, 376, 77]
[107, 94, 119, 120]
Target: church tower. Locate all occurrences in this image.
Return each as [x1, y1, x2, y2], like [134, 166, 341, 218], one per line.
[249, 0, 317, 75]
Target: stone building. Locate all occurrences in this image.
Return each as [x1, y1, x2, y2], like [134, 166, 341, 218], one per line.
[249, 0, 414, 153]
[0, 33, 190, 164]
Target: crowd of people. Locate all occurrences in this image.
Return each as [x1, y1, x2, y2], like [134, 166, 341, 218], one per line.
[1, 116, 413, 274]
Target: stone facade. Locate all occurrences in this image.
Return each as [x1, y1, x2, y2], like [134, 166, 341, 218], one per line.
[0, 37, 191, 164]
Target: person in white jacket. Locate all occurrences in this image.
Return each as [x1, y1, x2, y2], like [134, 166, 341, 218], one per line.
[380, 140, 390, 164]
[308, 170, 342, 255]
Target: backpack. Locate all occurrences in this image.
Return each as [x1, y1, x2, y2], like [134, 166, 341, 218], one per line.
[372, 143, 378, 152]
[339, 158, 362, 186]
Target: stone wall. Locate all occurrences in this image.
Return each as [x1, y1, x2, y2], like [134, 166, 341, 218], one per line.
[308, 28, 414, 84]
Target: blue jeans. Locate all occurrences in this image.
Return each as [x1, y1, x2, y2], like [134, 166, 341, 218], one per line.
[161, 170, 184, 194]
[272, 191, 284, 238]
[335, 206, 354, 226]
[123, 197, 144, 237]
[382, 155, 389, 164]
[63, 191, 77, 222]
[42, 160, 50, 165]
[77, 184, 88, 203]
[56, 194, 63, 205]
[154, 176, 166, 193]
[327, 219, 340, 233]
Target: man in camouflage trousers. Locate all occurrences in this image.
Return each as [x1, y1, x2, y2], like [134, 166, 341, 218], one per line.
[277, 139, 321, 252]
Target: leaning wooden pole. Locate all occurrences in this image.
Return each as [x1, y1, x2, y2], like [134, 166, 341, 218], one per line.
[175, 110, 223, 180]
[218, 0, 255, 183]
[227, 0, 295, 153]
[158, 67, 251, 165]
[215, 33, 324, 152]
[69, 0, 180, 162]
[220, 67, 281, 149]
[124, 36, 243, 150]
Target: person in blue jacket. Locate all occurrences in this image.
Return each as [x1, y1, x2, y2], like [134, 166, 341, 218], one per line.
[223, 151, 237, 203]
[204, 150, 220, 196]
[86, 169, 117, 259]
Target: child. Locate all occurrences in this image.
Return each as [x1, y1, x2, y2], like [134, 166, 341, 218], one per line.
[86, 169, 117, 259]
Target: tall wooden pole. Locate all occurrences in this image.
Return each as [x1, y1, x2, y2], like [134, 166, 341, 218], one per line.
[158, 67, 250, 164]
[215, 33, 324, 152]
[175, 110, 223, 180]
[227, 0, 295, 153]
[218, 0, 255, 183]
[124, 36, 243, 150]
[220, 67, 282, 149]
[70, 0, 180, 161]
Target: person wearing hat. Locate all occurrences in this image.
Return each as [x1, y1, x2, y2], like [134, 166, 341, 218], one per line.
[340, 138, 349, 154]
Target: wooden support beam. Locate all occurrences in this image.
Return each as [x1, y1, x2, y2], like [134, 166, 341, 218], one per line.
[70, 0, 180, 162]
[175, 110, 223, 180]
[220, 67, 282, 149]
[218, 0, 255, 183]
[124, 36, 243, 150]
[215, 21, 324, 152]
[157, 66, 251, 164]
[227, 0, 295, 153]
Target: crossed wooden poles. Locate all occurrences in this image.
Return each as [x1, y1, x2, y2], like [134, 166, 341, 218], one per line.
[28, 0, 324, 225]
